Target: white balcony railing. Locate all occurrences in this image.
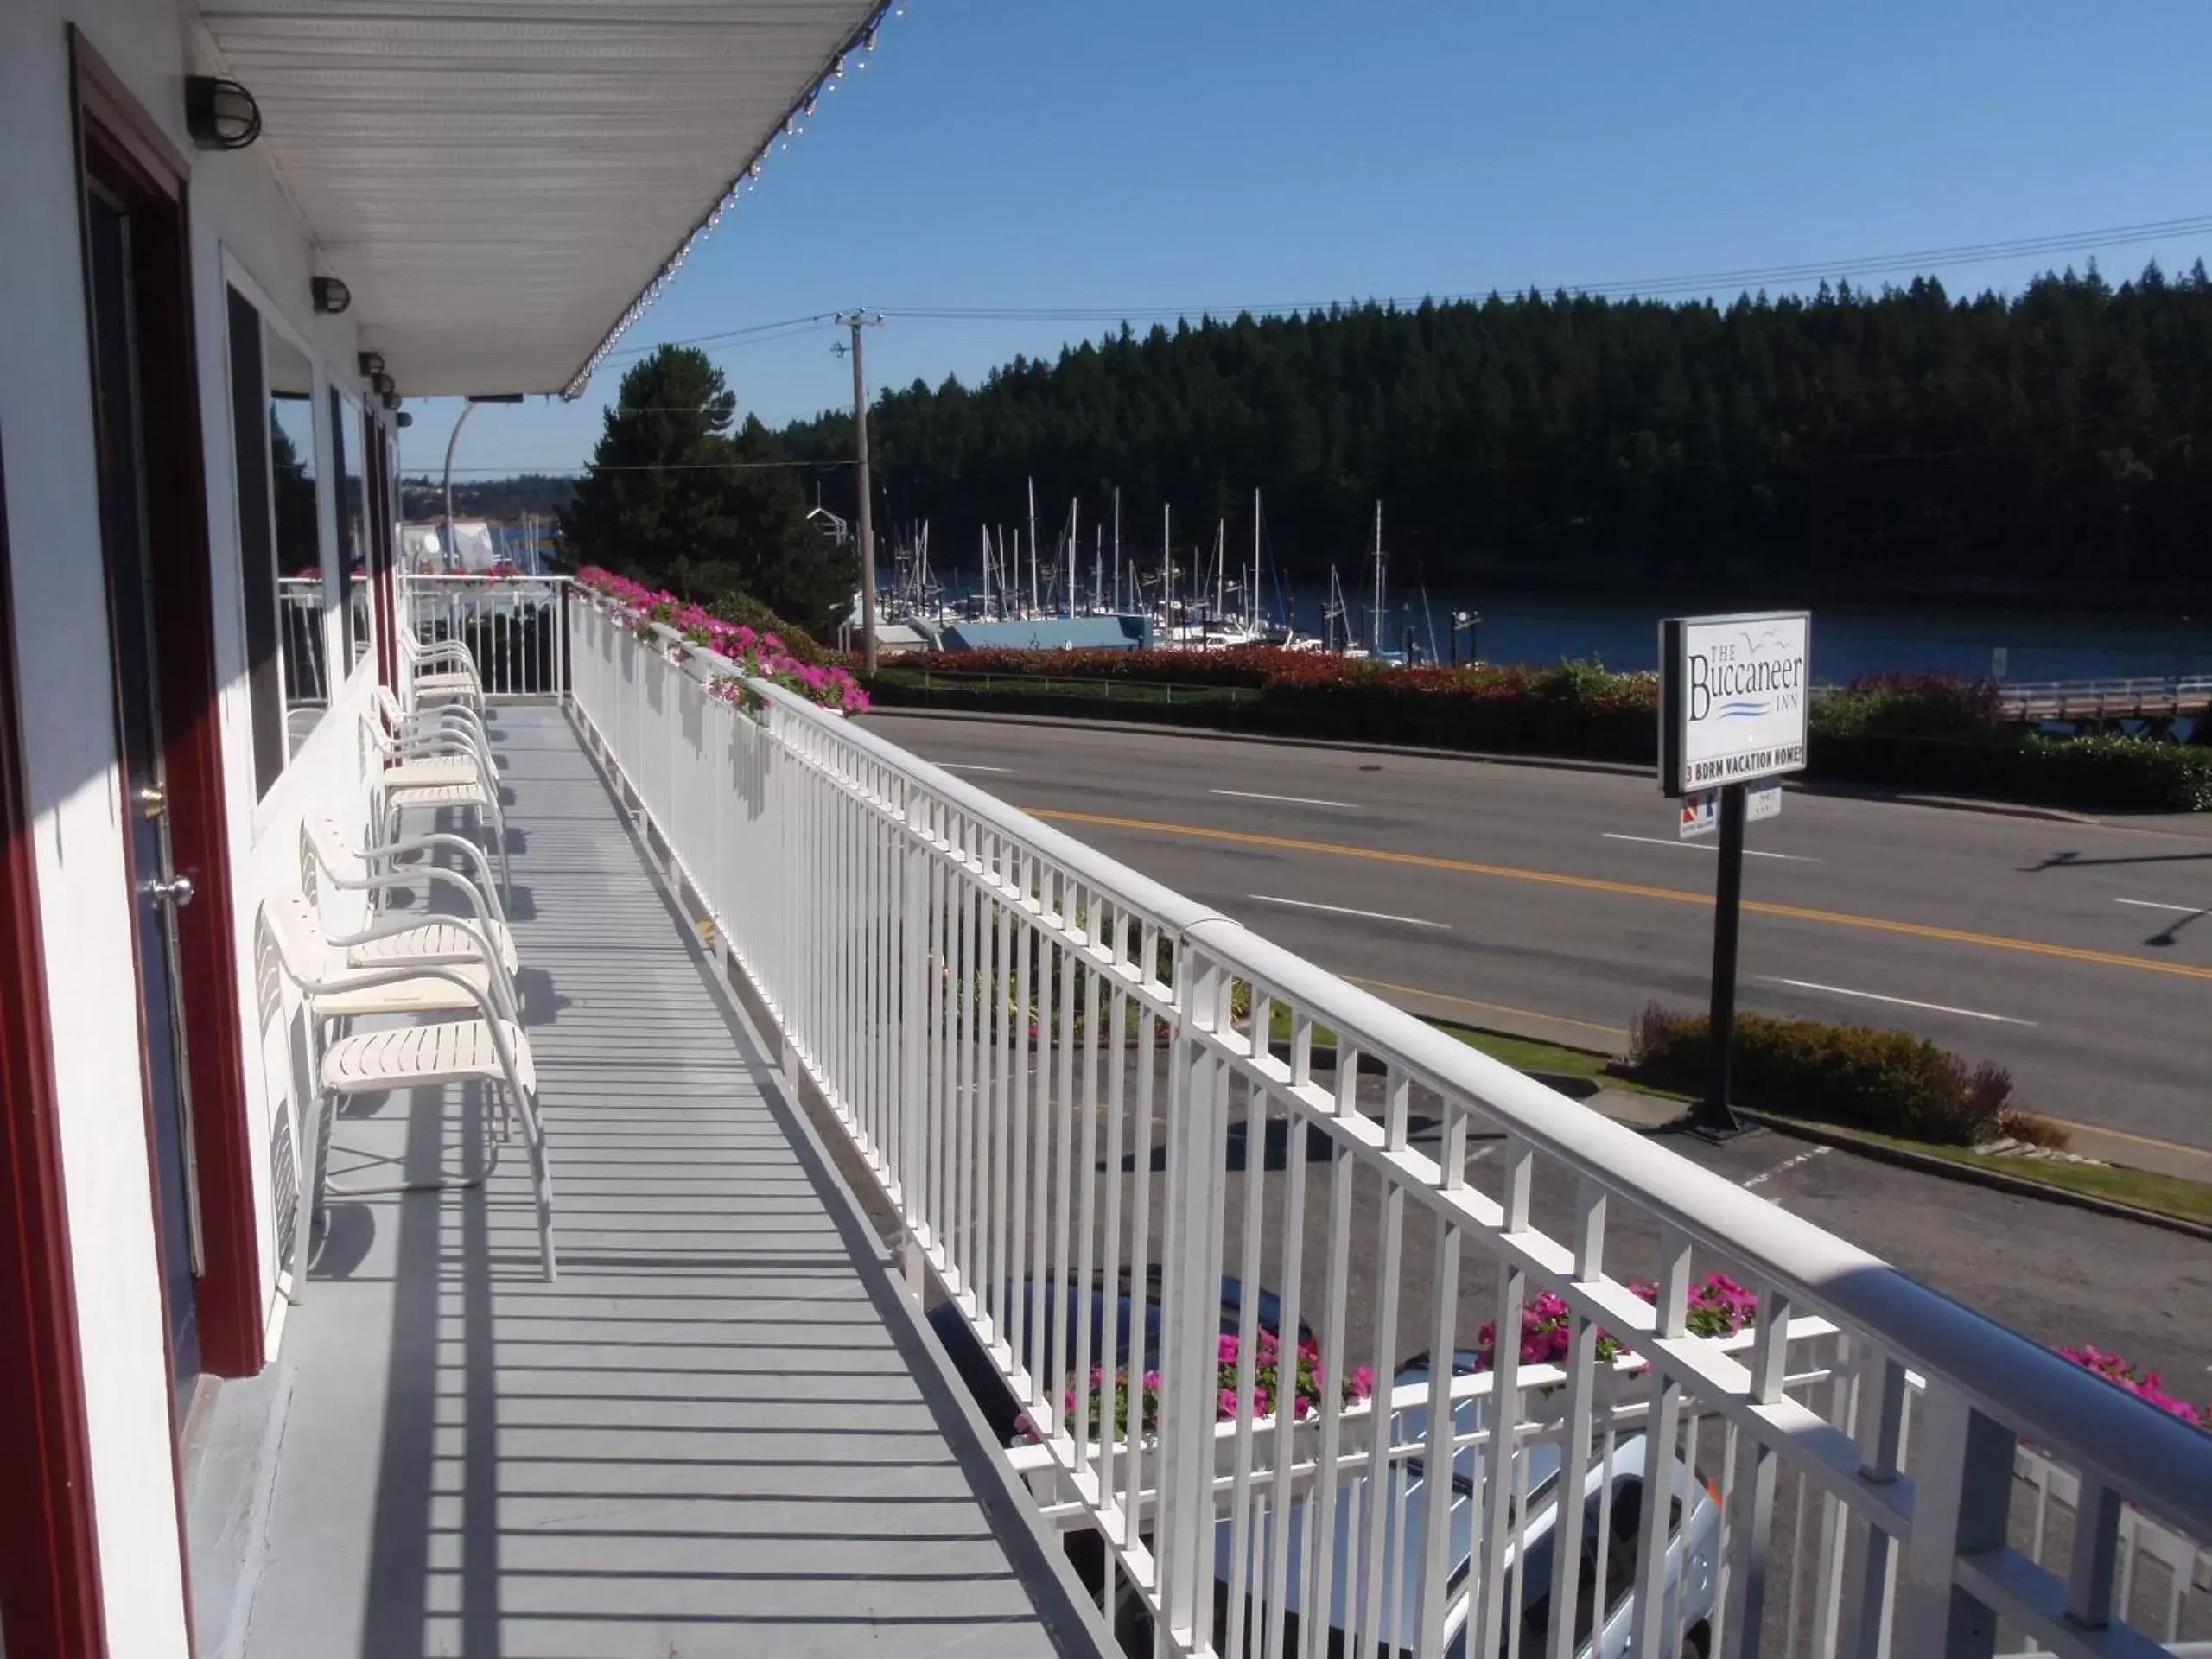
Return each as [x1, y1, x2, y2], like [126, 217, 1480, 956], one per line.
[568, 592, 2212, 1659]
[400, 573, 571, 699]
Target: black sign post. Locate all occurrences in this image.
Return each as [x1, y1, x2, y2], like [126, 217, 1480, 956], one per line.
[1661, 610, 1811, 1141]
[1698, 781, 1749, 1137]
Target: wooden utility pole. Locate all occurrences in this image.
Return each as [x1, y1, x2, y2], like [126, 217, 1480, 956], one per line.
[835, 310, 883, 670]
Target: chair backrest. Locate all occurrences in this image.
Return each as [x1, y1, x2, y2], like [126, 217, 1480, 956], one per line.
[259, 889, 338, 993]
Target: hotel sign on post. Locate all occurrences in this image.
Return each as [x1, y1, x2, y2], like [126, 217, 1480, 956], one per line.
[1660, 611, 1811, 798]
[1658, 611, 1811, 1137]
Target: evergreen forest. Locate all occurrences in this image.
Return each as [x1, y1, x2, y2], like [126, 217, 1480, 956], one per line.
[775, 264, 2212, 599]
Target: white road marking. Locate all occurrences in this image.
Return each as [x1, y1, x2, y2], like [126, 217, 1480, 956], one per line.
[1246, 893, 1448, 930]
[1211, 787, 1355, 809]
[1758, 976, 2037, 1027]
[1743, 1145, 1830, 1190]
[1603, 832, 1820, 862]
[2114, 897, 2208, 915]
[938, 762, 1010, 773]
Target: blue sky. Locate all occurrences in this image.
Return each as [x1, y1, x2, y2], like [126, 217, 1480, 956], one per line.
[400, 0, 2212, 482]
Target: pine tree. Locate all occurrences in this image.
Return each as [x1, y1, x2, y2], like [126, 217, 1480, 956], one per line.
[561, 346, 855, 632]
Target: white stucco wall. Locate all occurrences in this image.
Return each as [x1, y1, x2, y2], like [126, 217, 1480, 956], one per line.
[0, 2, 380, 1648]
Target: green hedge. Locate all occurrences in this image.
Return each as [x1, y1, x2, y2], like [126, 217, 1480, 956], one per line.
[1811, 731, 2212, 811]
[1625, 1004, 2024, 1146]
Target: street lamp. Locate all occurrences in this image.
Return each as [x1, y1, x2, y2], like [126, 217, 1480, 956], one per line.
[442, 394, 526, 567]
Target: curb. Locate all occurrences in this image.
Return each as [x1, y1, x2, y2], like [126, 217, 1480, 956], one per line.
[1727, 1109, 2212, 1243]
[1789, 779, 2101, 826]
[862, 704, 2123, 821]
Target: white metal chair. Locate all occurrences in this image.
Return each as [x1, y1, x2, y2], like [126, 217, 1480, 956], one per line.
[264, 890, 556, 1293]
[362, 710, 511, 893]
[375, 683, 495, 773]
[398, 622, 484, 713]
[301, 815, 519, 976]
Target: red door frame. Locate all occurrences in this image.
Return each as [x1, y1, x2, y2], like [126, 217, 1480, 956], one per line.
[0, 434, 110, 1659]
[72, 30, 264, 1381]
[367, 412, 401, 690]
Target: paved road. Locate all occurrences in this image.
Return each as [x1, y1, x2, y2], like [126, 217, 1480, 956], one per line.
[860, 711, 2212, 1154]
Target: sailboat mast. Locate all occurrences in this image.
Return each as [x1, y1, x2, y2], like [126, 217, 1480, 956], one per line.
[1113, 487, 1122, 612]
[1251, 488, 1262, 632]
[1161, 505, 1173, 638]
[1027, 479, 1040, 617]
[1067, 498, 1078, 619]
[1371, 501, 1385, 656]
[1221, 519, 1238, 623]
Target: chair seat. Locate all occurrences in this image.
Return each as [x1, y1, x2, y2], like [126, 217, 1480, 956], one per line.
[349, 918, 518, 975]
[411, 684, 478, 709]
[412, 670, 478, 695]
[308, 962, 493, 1019]
[321, 1018, 536, 1095]
[381, 755, 480, 790]
[385, 780, 493, 810]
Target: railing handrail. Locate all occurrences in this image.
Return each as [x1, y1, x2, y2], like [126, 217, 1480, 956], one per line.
[671, 622, 1227, 938]
[399, 572, 572, 583]
[625, 597, 2212, 1548]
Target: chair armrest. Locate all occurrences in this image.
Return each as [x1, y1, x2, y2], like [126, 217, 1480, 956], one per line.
[363, 832, 508, 925]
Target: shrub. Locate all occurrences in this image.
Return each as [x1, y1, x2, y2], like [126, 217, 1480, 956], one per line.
[2006, 732, 2212, 812]
[1625, 1004, 2025, 1146]
[710, 589, 832, 664]
[575, 566, 867, 714]
[1811, 673, 2000, 741]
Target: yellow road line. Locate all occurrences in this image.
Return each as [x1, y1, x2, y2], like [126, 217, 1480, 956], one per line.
[1027, 807, 2212, 984]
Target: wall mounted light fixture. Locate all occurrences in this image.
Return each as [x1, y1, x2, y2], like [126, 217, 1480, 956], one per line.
[369, 371, 395, 397]
[184, 77, 261, 150]
[311, 276, 352, 315]
[357, 350, 385, 378]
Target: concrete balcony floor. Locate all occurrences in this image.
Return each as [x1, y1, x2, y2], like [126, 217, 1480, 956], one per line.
[238, 705, 1092, 1658]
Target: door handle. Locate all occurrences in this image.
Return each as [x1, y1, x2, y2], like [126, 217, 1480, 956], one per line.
[147, 874, 196, 908]
[137, 784, 168, 819]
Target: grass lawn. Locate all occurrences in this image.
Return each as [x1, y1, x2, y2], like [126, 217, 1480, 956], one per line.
[1263, 1005, 2212, 1228]
[1262, 1006, 1681, 1097]
[1796, 1123, 2212, 1228]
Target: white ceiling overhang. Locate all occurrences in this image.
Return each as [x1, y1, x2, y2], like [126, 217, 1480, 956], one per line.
[193, 0, 888, 397]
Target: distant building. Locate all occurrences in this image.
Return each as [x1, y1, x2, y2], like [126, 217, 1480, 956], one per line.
[806, 504, 850, 546]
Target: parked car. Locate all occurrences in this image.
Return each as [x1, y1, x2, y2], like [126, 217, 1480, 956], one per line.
[930, 1289, 1718, 1656]
[1156, 1350, 1719, 1658]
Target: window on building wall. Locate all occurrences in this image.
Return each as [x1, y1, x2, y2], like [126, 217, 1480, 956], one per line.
[332, 389, 371, 671]
[227, 283, 330, 797]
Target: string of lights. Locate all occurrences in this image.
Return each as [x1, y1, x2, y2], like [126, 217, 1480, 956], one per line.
[558, 3, 908, 397]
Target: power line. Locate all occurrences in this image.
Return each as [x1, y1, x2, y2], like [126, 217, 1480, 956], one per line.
[568, 212, 2209, 395]
[601, 314, 838, 360]
[872, 213, 2212, 324]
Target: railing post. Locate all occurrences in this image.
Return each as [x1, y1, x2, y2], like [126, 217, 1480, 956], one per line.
[898, 783, 927, 1303]
[1837, 1351, 1910, 1657]
[1154, 944, 1220, 1651]
[1897, 1383, 2016, 1659]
